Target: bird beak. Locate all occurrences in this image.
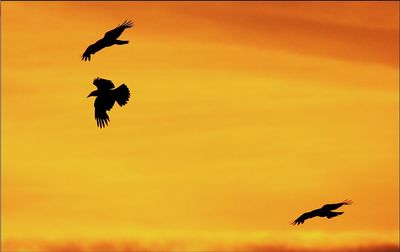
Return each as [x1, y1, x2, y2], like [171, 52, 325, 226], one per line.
[87, 92, 94, 98]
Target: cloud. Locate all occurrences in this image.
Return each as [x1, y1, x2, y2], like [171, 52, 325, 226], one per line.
[58, 1, 399, 67]
[3, 240, 399, 252]
[237, 243, 399, 252]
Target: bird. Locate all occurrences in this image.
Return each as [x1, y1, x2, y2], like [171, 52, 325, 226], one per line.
[87, 77, 131, 128]
[81, 20, 134, 61]
[291, 199, 353, 225]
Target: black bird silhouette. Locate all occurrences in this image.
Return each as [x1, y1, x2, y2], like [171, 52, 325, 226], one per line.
[291, 199, 353, 225]
[81, 20, 134, 61]
[87, 78, 131, 128]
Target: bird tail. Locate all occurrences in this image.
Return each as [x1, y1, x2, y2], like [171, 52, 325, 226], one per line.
[115, 40, 129, 45]
[326, 211, 343, 219]
[115, 84, 131, 106]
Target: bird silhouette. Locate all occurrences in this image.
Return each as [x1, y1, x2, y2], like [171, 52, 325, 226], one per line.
[87, 77, 131, 128]
[81, 20, 134, 61]
[291, 199, 353, 225]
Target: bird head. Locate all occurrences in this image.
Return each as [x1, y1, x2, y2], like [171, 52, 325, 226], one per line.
[87, 90, 98, 98]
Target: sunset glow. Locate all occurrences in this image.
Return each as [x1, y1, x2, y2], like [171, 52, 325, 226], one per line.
[1, 1, 399, 251]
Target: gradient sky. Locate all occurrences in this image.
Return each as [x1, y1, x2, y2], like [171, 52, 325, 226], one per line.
[1, 1, 399, 251]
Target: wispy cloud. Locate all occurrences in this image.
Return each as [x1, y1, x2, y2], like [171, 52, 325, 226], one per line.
[3, 240, 399, 252]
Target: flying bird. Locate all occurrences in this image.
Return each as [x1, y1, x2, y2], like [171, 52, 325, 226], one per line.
[81, 20, 134, 61]
[87, 78, 131, 128]
[291, 199, 353, 225]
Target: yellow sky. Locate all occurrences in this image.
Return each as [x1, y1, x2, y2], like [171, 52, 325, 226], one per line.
[1, 1, 399, 251]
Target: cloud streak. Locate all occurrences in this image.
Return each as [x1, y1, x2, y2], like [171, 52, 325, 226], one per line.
[3, 240, 399, 252]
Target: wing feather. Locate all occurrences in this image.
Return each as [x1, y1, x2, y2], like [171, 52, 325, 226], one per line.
[81, 39, 106, 61]
[103, 20, 134, 40]
[321, 200, 353, 211]
[114, 84, 131, 106]
[291, 210, 318, 225]
[93, 77, 115, 90]
[95, 106, 109, 128]
[94, 96, 115, 128]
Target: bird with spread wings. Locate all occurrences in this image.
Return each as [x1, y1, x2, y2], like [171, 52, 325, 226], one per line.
[291, 199, 353, 225]
[81, 20, 134, 61]
[87, 78, 131, 128]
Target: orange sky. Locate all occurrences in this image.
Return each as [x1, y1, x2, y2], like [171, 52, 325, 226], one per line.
[1, 1, 399, 251]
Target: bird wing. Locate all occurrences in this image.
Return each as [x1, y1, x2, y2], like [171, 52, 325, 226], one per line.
[291, 210, 318, 225]
[95, 106, 109, 128]
[81, 39, 106, 61]
[94, 96, 116, 128]
[93, 77, 115, 90]
[113, 84, 131, 107]
[103, 20, 134, 40]
[321, 200, 353, 211]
